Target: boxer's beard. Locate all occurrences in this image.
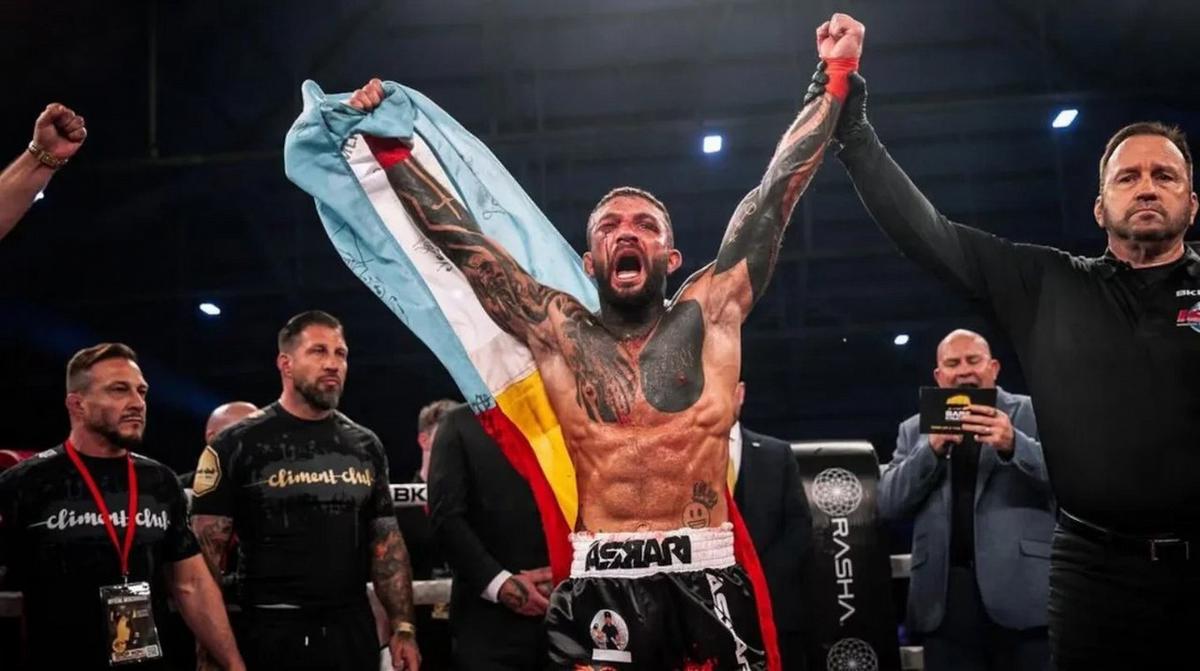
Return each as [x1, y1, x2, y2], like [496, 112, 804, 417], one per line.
[595, 254, 669, 311]
[1102, 201, 1191, 243]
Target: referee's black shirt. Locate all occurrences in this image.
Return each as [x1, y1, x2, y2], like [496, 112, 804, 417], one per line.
[839, 129, 1200, 534]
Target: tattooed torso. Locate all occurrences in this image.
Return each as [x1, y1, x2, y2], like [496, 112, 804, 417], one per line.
[370, 82, 839, 533]
[537, 294, 738, 533]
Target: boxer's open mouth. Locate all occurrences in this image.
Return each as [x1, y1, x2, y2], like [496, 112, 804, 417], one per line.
[614, 250, 644, 283]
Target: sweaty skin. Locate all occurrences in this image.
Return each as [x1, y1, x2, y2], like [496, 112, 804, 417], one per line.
[360, 83, 841, 533]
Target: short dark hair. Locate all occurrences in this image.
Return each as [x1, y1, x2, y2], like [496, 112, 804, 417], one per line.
[417, 399, 457, 434]
[278, 310, 343, 352]
[66, 343, 139, 393]
[587, 186, 674, 245]
[1099, 121, 1193, 190]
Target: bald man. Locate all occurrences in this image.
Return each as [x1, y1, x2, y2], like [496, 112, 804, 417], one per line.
[178, 403, 259, 492]
[205, 402, 259, 444]
[878, 330, 1053, 671]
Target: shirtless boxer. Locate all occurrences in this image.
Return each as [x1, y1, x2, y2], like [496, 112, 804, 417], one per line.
[347, 14, 863, 669]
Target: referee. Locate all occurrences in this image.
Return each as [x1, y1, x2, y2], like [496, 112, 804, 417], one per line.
[814, 15, 1199, 669]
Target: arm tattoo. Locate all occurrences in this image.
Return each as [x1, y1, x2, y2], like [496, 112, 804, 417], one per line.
[499, 577, 530, 611]
[370, 517, 415, 623]
[714, 92, 842, 302]
[379, 153, 567, 343]
[191, 515, 233, 580]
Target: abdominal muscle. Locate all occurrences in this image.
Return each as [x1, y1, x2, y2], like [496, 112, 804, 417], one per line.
[570, 419, 730, 534]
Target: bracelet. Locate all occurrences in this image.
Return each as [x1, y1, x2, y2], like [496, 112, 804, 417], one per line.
[392, 621, 417, 638]
[27, 142, 67, 169]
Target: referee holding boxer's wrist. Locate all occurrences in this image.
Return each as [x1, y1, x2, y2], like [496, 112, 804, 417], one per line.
[820, 24, 1200, 667]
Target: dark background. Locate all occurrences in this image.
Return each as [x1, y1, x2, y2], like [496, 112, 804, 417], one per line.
[2, 0, 1198, 480]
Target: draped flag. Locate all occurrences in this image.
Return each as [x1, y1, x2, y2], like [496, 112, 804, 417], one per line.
[284, 80, 779, 669]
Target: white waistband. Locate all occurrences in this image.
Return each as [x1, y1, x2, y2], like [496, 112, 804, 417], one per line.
[569, 523, 735, 578]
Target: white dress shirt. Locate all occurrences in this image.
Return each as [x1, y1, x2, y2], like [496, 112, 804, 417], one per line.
[729, 421, 743, 483]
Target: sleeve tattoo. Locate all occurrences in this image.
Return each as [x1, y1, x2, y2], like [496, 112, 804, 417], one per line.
[370, 517, 415, 624]
[191, 514, 234, 579]
[714, 90, 842, 303]
[379, 153, 576, 344]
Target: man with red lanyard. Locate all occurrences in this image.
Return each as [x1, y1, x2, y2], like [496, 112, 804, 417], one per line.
[0, 343, 244, 670]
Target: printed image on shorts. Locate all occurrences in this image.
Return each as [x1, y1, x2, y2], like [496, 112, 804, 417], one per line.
[589, 609, 631, 662]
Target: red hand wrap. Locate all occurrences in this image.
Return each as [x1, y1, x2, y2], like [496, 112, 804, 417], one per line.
[822, 57, 860, 102]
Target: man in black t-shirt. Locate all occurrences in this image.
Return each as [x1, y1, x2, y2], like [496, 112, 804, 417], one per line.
[0, 343, 243, 670]
[191, 311, 420, 671]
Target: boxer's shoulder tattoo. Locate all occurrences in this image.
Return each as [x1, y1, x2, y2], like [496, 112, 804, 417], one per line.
[714, 92, 841, 303]
[192, 514, 233, 578]
[559, 301, 637, 423]
[639, 299, 705, 413]
[369, 517, 415, 622]
[682, 481, 720, 529]
[381, 155, 574, 343]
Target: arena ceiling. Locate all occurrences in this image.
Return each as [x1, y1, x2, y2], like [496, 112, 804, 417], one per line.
[3, 0, 1198, 475]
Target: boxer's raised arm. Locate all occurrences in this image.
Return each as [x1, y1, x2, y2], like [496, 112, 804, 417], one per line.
[699, 14, 863, 323]
[348, 79, 584, 351]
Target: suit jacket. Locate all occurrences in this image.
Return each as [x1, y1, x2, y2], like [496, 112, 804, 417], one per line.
[878, 387, 1054, 632]
[734, 427, 812, 634]
[427, 404, 548, 665]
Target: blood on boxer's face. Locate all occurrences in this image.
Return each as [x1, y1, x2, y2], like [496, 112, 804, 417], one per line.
[584, 194, 681, 309]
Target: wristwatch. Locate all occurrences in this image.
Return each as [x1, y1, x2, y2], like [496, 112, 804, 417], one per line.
[393, 622, 417, 639]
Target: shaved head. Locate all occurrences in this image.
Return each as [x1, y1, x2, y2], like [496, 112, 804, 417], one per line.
[936, 329, 991, 361]
[934, 329, 1000, 389]
[205, 401, 258, 443]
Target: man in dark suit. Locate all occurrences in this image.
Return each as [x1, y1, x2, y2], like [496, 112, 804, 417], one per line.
[393, 399, 457, 669]
[731, 382, 813, 671]
[428, 403, 551, 670]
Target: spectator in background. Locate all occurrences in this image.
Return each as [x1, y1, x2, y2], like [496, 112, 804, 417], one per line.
[730, 381, 813, 671]
[428, 403, 551, 669]
[394, 398, 457, 669]
[178, 402, 259, 492]
[415, 400, 456, 484]
[1, 103, 86, 242]
[877, 329, 1053, 671]
[0, 343, 243, 670]
[168, 401, 257, 671]
[205, 402, 260, 445]
[190, 311, 419, 671]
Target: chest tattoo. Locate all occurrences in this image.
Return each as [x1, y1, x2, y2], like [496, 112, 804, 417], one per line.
[560, 302, 637, 423]
[639, 300, 706, 413]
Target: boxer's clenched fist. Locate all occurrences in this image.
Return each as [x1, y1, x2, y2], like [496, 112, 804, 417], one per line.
[347, 78, 386, 112]
[816, 13, 865, 61]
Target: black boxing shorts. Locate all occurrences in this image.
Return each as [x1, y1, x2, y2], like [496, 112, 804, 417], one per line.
[546, 523, 767, 670]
